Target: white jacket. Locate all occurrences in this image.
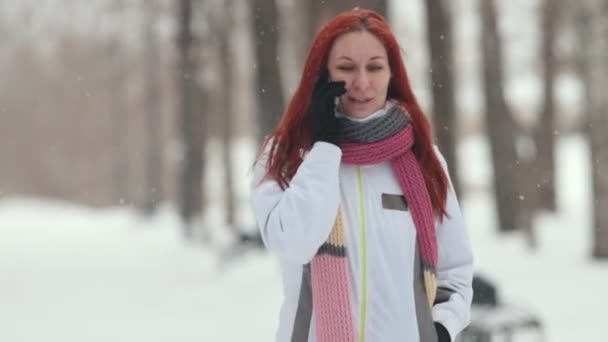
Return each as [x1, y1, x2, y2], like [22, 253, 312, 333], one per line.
[250, 141, 474, 342]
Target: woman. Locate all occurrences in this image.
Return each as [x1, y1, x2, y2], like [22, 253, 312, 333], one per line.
[250, 8, 473, 342]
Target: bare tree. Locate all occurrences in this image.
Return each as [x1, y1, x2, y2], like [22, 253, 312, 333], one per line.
[251, 0, 285, 142]
[513, 0, 562, 247]
[590, 0, 608, 259]
[423, 0, 460, 195]
[480, 0, 523, 232]
[535, 0, 559, 211]
[576, 0, 608, 258]
[286, 1, 311, 82]
[107, 5, 130, 205]
[217, 0, 237, 231]
[142, 0, 163, 214]
[176, 0, 205, 236]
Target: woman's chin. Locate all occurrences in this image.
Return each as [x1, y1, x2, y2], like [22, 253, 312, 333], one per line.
[342, 106, 379, 119]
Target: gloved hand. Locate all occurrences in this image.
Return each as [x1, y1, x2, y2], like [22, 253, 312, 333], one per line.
[308, 68, 347, 147]
[434, 322, 451, 342]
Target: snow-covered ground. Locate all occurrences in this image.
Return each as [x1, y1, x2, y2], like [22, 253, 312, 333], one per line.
[1, 134, 606, 342]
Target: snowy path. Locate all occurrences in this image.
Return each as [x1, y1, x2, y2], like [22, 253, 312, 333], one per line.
[0, 204, 281, 342]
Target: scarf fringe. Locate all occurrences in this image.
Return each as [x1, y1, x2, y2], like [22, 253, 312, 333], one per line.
[424, 269, 437, 306]
[311, 209, 356, 341]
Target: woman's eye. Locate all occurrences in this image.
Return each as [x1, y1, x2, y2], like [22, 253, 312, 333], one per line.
[368, 65, 384, 72]
[337, 66, 355, 71]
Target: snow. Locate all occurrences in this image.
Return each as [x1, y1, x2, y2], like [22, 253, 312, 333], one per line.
[1, 134, 606, 342]
[0, 199, 280, 341]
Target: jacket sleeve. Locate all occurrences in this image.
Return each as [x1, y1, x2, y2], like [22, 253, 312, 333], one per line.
[431, 146, 474, 341]
[250, 141, 342, 264]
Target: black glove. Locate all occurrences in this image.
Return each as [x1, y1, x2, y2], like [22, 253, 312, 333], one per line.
[434, 322, 451, 342]
[308, 68, 347, 146]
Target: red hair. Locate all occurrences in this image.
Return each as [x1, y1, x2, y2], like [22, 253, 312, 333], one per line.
[259, 9, 449, 218]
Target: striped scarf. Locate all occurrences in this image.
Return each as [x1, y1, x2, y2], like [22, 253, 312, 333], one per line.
[310, 104, 438, 342]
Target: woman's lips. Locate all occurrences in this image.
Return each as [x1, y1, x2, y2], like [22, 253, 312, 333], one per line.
[347, 96, 373, 104]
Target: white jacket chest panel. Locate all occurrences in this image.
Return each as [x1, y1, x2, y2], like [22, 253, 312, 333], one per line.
[339, 161, 421, 340]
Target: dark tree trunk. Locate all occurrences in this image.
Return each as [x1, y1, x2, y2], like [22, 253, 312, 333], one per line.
[290, 1, 312, 78]
[177, 0, 204, 236]
[423, 0, 460, 195]
[109, 35, 130, 205]
[142, 0, 163, 214]
[218, 0, 237, 231]
[251, 0, 285, 143]
[535, 0, 558, 211]
[480, 0, 522, 232]
[577, 0, 608, 259]
[592, 0, 608, 260]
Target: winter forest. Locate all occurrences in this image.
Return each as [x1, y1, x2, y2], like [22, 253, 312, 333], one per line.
[0, 0, 607, 341]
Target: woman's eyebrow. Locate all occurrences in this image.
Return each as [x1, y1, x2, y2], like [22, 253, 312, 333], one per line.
[337, 56, 386, 61]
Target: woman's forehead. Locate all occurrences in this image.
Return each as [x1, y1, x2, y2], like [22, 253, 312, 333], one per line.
[328, 31, 387, 62]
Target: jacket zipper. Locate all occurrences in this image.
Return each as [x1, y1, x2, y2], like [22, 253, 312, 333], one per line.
[355, 166, 367, 342]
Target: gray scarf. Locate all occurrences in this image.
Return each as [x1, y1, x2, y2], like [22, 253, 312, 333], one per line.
[337, 103, 410, 143]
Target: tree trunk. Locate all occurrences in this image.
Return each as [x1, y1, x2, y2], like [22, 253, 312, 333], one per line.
[578, 0, 608, 259]
[218, 0, 237, 231]
[142, 0, 163, 215]
[535, 0, 558, 211]
[177, 0, 204, 236]
[592, 0, 608, 260]
[423, 0, 460, 195]
[109, 32, 130, 205]
[480, 0, 522, 232]
[290, 0, 312, 80]
[251, 0, 285, 143]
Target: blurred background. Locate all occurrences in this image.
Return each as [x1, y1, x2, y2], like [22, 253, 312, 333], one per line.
[0, 0, 607, 341]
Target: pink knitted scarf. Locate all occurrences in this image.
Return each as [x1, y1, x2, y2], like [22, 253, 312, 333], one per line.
[310, 124, 438, 342]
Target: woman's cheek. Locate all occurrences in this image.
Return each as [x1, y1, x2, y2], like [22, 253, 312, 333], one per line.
[330, 71, 349, 84]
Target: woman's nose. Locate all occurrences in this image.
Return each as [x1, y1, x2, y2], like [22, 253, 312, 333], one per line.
[351, 71, 370, 90]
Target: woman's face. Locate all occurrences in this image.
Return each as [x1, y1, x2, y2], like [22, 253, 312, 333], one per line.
[327, 30, 391, 119]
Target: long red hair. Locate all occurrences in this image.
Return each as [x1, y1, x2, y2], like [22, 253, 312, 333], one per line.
[259, 9, 449, 218]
